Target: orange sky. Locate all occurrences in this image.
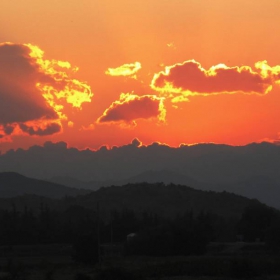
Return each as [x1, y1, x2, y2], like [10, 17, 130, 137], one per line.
[1, 0, 280, 153]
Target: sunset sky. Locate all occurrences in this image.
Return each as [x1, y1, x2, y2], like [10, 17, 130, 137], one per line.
[1, 0, 280, 153]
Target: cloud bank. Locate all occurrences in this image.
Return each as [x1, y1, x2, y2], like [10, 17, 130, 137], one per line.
[151, 60, 280, 101]
[97, 93, 166, 126]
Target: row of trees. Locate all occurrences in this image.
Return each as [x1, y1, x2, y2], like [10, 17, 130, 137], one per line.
[0, 201, 280, 262]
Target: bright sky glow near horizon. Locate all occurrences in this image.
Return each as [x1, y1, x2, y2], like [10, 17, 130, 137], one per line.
[1, 0, 280, 153]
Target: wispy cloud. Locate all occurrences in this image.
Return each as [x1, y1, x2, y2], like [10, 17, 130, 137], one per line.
[105, 62, 141, 78]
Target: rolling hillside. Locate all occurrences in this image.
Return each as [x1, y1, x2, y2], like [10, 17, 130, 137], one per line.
[0, 172, 90, 198]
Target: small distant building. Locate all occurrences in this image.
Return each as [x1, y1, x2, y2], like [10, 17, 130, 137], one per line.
[127, 233, 137, 242]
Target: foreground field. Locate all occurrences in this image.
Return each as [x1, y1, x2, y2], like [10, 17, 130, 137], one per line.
[0, 243, 280, 279]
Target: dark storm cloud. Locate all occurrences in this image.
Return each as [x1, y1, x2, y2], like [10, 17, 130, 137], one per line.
[0, 43, 58, 125]
[0, 42, 93, 139]
[19, 123, 62, 136]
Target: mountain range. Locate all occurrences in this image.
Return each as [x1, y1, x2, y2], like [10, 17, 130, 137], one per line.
[0, 172, 89, 198]
[1, 140, 280, 208]
[49, 169, 280, 209]
[0, 172, 264, 220]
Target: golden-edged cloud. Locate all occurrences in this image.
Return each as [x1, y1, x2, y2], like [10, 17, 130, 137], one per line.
[0, 42, 93, 139]
[151, 60, 280, 101]
[105, 62, 141, 78]
[97, 93, 166, 126]
[258, 132, 280, 145]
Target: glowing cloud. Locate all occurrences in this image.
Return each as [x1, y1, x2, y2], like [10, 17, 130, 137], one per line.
[68, 121, 74, 128]
[258, 132, 280, 145]
[97, 93, 166, 126]
[131, 138, 142, 147]
[0, 42, 93, 138]
[105, 62, 141, 77]
[167, 42, 176, 50]
[27, 43, 93, 110]
[151, 60, 280, 100]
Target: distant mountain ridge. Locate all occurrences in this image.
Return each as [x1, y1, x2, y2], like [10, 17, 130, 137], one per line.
[0, 172, 90, 198]
[71, 182, 259, 219]
[1, 141, 280, 208]
[49, 169, 199, 191]
[49, 169, 280, 209]
[0, 179, 264, 220]
[125, 169, 198, 186]
[1, 141, 280, 184]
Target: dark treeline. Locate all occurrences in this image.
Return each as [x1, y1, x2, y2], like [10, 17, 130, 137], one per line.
[0, 198, 280, 263]
[0, 204, 227, 246]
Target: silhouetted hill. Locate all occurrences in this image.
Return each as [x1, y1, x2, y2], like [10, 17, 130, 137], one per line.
[0, 182, 263, 220]
[124, 169, 198, 186]
[49, 176, 103, 191]
[49, 170, 199, 191]
[215, 176, 280, 209]
[63, 183, 263, 220]
[0, 172, 90, 198]
[49, 169, 280, 209]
